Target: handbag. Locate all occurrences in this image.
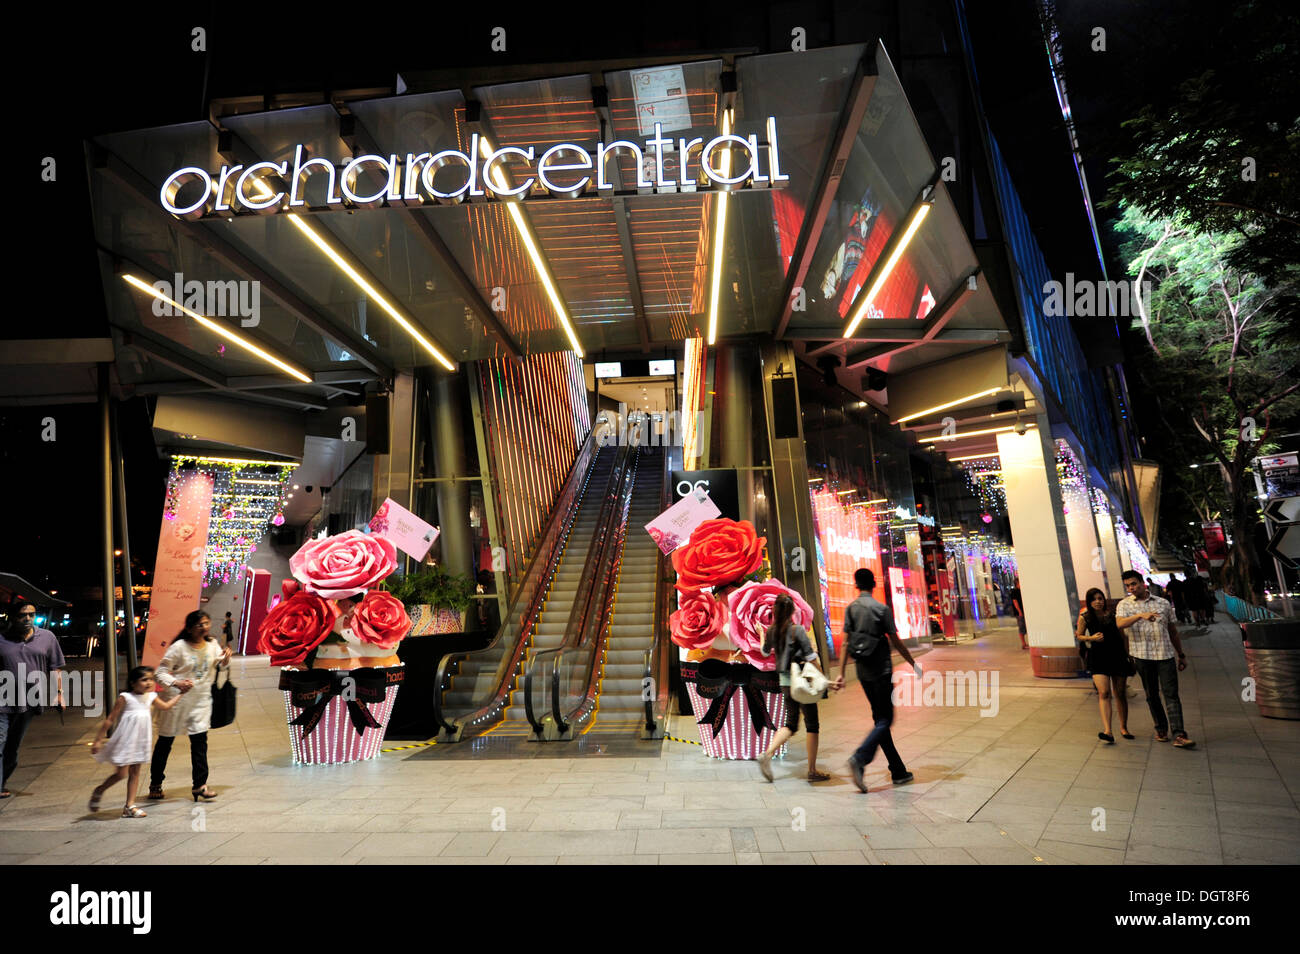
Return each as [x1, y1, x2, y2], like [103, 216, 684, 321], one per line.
[209, 666, 237, 729]
[789, 660, 829, 705]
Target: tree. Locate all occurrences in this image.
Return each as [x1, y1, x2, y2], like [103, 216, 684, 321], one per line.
[1104, 1, 1300, 299]
[1114, 203, 1300, 599]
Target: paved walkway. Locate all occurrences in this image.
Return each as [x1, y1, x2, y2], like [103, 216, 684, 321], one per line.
[1, 613, 1296, 864]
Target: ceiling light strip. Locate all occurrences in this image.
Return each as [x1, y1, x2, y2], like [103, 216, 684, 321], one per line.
[894, 387, 1004, 425]
[477, 137, 585, 358]
[246, 179, 456, 371]
[843, 192, 934, 339]
[122, 274, 312, 383]
[707, 109, 734, 346]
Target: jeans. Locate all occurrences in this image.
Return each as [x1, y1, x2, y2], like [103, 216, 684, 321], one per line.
[151, 732, 209, 790]
[851, 675, 907, 777]
[1132, 657, 1184, 737]
[0, 710, 35, 790]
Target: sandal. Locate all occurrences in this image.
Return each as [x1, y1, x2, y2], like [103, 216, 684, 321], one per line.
[146, 787, 165, 800]
[807, 770, 831, 782]
[122, 806, 147, 818]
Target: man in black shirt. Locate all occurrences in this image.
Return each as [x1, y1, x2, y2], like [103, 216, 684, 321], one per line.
[835, 569, 918, 793]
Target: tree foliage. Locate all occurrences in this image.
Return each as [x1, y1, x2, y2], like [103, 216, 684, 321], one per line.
[1103, 1, 1299, 301]
[1114, 203, 1300, 597]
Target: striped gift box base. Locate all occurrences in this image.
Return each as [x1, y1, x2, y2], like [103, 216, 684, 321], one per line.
[686, 684, 787, 760]
[282, 688, 400, 765]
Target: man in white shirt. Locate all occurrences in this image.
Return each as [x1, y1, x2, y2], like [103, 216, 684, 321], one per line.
[1116, 570, 1194, 748]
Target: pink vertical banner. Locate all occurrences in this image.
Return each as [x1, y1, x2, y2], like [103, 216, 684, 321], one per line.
[238, 568, 271, 655]
[143, 470, 214, 667]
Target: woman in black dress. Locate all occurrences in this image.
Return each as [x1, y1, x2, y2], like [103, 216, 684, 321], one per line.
[1076, 587, 1135, 743]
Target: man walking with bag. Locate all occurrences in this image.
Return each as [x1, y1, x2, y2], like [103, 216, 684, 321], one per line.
[834, 569, 919, 793]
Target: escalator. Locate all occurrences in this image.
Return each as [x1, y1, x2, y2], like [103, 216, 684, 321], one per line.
[586, 446, 664, 730]
[525, 440, 671, 741]
[432, 430, 621, 741]
[492, 446, 617, 733]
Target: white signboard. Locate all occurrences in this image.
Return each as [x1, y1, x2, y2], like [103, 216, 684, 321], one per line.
[631, 66, 692, 135]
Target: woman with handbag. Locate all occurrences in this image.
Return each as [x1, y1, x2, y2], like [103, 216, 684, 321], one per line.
[755, 594, 831, 783]
[148, 610, 231, 801]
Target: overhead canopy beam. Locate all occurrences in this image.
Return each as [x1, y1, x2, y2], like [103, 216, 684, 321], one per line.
[592, 81, 651, 352]
[343, 111, 524, 360]
[465, 105, 585, 357]
[773, 54, 878, 339]
[91, 144, 396, 379]
[801, 268, 981, 359]
[211, 127, 461, 371]
[0, 338, 115, 364]
[119, 329, 329, 411]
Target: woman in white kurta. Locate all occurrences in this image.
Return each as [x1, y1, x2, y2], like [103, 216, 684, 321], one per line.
[148, 611, 231, 800]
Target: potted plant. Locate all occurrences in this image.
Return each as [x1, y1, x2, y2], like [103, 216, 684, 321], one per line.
[382, 565, 477, 635]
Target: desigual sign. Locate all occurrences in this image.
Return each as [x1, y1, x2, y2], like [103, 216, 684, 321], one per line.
[160, 120, 789, 220]
[825, 527, 877, 562]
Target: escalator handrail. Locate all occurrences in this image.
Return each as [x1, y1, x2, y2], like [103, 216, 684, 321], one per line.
[524, 440, 631, 735]
[432, 427, 598, 737]
[643, 444, 675, 734]
[550, 443, 644, 733]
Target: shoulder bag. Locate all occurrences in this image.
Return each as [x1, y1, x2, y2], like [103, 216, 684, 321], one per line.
[209, 662, 237, 729]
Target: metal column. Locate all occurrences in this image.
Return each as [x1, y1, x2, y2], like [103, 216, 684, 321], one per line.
[97, 365, 119, 699]
[432, 371, 475, 579]
[715, 343, 755, 522]
[759, 341, 827, 663]
[110, 400, 139, 670]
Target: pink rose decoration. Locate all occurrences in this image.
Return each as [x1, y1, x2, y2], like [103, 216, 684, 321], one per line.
[727, 580, 814, 670]
[289, 529, 398, 599]
[350, 591, 411, 650]
[669, 589, 728, 651]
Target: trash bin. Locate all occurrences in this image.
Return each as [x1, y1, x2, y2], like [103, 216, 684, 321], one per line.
[1242, 618, 1300, 720]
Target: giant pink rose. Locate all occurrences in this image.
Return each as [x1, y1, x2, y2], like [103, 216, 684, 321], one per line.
[289, 530, 398, 599]
[727, 580, 814, 670]
[350, 591, 411, 650]
[669, 589, 728, 652]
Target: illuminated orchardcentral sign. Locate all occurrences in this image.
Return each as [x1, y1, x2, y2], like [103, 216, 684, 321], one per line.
[160, 120, 789, 220]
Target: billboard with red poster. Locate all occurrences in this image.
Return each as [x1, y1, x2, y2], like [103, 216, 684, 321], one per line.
[888, 566, 930, 645]
[1201, 522, 1228, 567]
[809, 487, 882, 653]
[817, 185, 932, 322]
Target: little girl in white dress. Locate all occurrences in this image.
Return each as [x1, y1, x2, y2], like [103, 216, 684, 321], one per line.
[89, 666, 181, 818]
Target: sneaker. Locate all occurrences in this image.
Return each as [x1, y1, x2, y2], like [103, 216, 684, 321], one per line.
[1153, 732, 1169, 743]
[756, 753, 773, 782]
[848, 758, 867, 793]
[891, 772, 915, 785]
[1172, 735, 1196, 749]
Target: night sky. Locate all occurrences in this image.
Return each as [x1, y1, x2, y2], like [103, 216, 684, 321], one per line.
[5, 0, 1212, 593]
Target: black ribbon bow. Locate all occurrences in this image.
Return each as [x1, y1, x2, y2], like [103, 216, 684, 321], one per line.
[278, 667, 405, 738]
[684, 659, 780, 739]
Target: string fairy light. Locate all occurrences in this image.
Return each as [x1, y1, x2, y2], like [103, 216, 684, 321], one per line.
[164, 455, 296, 587]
